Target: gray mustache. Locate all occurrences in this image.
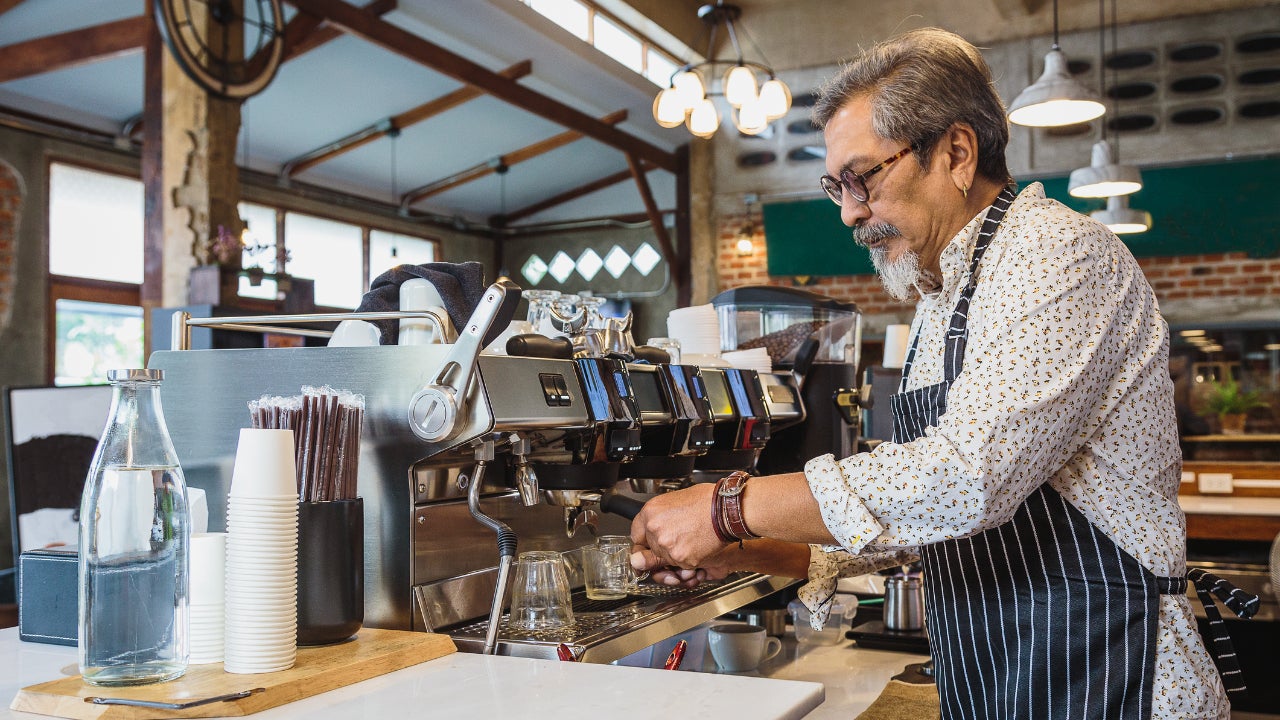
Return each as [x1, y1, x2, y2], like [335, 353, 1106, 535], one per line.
[852, 223, 902, 248]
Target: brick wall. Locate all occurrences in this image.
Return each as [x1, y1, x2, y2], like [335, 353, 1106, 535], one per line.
[715, 216, 1280, 323]
[0, 162, 20, 334]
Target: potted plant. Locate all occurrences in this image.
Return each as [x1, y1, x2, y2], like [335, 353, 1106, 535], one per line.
[1201, 378, 1268, 435]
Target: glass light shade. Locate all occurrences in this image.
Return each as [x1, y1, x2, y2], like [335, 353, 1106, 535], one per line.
[735, 237, 755, 256]
[1007, 48, 1106, 127]
[1092, 195, 1152, 234]
[734, 100, 769, 135]
[758, 78, 792, 120]
[723, 65, 758, 108]
[1068, 140, 1143, 197]
[672, 70, 706, 108]
[652, 87, 687, 128]
[687, 98, 720, 138]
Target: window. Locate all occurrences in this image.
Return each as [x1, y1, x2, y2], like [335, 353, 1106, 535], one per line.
[529, 0, 589, 41]
[518, 0, 682, 87]
[54, 299, 144, 385]
[48, 163, 145, 385]
[593, 14, 643, 74]
[369, 230, 436, 285]
[237, 202, 279, 300]
[49, 164, 143, 283]
[284, 213, 363, 308]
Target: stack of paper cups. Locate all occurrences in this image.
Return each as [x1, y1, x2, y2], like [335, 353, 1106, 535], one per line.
[224, 428, 299, 674]
[883, 324, 911, 369]
[189, 532, 227, 664]
[667, 304, 722, 357]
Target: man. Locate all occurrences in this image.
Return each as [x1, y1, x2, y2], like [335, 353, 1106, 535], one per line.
[630, 28, 1251, 720]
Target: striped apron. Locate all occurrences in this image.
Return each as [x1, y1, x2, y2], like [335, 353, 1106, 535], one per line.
[889, 186, 1259, 719]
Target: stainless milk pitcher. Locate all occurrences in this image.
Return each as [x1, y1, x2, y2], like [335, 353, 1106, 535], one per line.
[884, 575, 923, 632]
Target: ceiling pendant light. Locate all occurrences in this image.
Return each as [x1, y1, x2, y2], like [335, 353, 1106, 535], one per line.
[1093, 195, 1152, 234]
[650, 2, 791, 139]
[1069, 0, 1143, 198]
[1007, 0, 1106, 127]
[1069, 139, 1142, 197]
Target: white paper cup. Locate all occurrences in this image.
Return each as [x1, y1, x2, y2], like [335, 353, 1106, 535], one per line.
[327, 319, 382, 347]
[230, 429, 300, 499]
[189, 532, 227, 605]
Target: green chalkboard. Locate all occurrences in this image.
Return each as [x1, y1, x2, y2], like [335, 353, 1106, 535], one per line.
[762, 156, 1280, 277]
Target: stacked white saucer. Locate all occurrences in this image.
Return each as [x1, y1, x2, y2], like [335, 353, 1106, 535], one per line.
[723, 347, 774, 373]
[189, 532, 227, 664]
[223, 428, 299, 675]
[667, 304, 723, 359]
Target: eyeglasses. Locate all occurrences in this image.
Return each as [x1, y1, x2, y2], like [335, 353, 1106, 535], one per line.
[819, 146, 913, 205]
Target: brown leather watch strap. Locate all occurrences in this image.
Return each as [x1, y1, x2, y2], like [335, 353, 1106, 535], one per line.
[717, 471, 759, 543]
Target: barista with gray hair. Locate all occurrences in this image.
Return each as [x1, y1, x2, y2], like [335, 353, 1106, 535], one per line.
[630, 27, 1255, 720]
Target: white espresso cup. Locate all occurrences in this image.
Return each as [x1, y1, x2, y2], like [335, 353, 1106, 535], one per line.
[707, 623, 782, 672]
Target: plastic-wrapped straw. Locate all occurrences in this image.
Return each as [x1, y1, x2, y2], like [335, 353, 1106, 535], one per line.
[248, 388, 364, 501]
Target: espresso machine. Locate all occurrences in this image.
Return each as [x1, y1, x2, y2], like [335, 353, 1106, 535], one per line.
[712, 286, 864, 474]
[150, 281, 795, 663]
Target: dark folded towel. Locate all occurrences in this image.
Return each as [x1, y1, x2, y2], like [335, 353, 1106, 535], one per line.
[356, 261, 488, 345]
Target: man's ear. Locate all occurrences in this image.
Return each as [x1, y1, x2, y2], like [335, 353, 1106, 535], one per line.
[939, 122, 979, 193]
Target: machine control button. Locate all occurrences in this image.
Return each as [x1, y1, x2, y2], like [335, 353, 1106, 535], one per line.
[550, 375, 572, 406]
[539, 373, 562, 406]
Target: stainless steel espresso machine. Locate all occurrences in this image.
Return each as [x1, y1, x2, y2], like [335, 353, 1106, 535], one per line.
[150, 281, 807, 663]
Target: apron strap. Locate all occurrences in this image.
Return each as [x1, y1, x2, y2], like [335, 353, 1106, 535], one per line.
[898, 185, 1017, 393]
[1186, 568, 1262, 702]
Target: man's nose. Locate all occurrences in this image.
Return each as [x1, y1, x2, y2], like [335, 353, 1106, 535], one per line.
[841, 197, 871, 227]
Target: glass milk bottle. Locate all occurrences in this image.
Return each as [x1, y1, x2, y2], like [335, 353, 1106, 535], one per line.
[78, 369, 189, 686]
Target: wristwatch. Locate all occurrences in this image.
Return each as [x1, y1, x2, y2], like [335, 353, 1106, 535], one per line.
[717, 471, 759, 542]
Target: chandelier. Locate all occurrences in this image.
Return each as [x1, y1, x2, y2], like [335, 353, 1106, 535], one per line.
[651, 2, 791, 139]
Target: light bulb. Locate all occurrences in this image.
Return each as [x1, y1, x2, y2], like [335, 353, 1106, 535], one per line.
[687, 98, 721, 138]
[758, 78, 792, 120]
[723, 65, 758, 109]
[672, 70, 705, 108]
[735, 100, 768, 135]
[652, 87, 687, 128]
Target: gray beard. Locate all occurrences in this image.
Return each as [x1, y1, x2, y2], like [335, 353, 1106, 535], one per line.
[855, 223, 920, 302]
[868, 247, 923, 302]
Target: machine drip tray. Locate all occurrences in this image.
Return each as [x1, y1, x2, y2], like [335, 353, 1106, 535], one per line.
[443, 573, 796, 663]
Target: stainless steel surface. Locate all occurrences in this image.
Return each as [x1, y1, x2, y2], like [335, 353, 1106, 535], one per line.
[150, 344, 492, 630]
[170, 310, 450, 350]
[441, 572, 796, 663]
[885, 576, 924, 631]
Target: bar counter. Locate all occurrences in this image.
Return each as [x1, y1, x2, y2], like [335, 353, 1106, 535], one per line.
[1, 627, 828, 720]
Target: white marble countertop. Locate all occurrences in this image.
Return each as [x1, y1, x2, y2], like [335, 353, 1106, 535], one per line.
[1179, 494, 1280, 516]
[0, 627, 826, 720]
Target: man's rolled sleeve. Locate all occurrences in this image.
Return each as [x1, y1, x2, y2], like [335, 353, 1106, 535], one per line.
[803, 453, 884, 554]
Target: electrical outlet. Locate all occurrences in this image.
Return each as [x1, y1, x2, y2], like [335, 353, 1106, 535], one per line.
[1198, 473, 1234, 494]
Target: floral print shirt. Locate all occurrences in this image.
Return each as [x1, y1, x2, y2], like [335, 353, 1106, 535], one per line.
[798, 183, 1227, 719]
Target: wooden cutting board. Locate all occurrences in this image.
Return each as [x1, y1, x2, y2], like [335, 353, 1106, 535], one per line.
[10, 628, 456, 720]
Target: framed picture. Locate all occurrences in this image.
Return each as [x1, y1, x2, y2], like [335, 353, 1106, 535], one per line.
[3, 384, 112, 554]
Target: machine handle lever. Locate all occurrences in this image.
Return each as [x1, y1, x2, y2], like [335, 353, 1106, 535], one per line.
[599, 492, 645, 520]
[409, 280, 521, 442]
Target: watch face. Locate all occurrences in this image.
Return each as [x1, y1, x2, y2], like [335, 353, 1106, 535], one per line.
[155, 0, 285, 99]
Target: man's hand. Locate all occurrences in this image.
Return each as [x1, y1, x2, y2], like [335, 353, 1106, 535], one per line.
[629, 483, 728, 571]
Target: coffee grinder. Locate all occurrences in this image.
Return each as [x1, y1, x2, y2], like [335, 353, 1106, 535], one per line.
[711, 286, 863, 475]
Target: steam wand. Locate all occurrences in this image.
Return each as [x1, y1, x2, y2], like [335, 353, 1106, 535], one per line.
[462, 440, 516, 655]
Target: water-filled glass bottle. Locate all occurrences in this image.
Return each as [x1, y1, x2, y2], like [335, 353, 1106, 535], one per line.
[78, 368, 189, 686]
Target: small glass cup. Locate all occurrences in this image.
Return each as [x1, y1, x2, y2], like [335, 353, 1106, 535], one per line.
[509, 550, 575, 631]
[584, 536, 648, 600]
[524, 290, 561, 336]
[645, 337, 681, 365]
